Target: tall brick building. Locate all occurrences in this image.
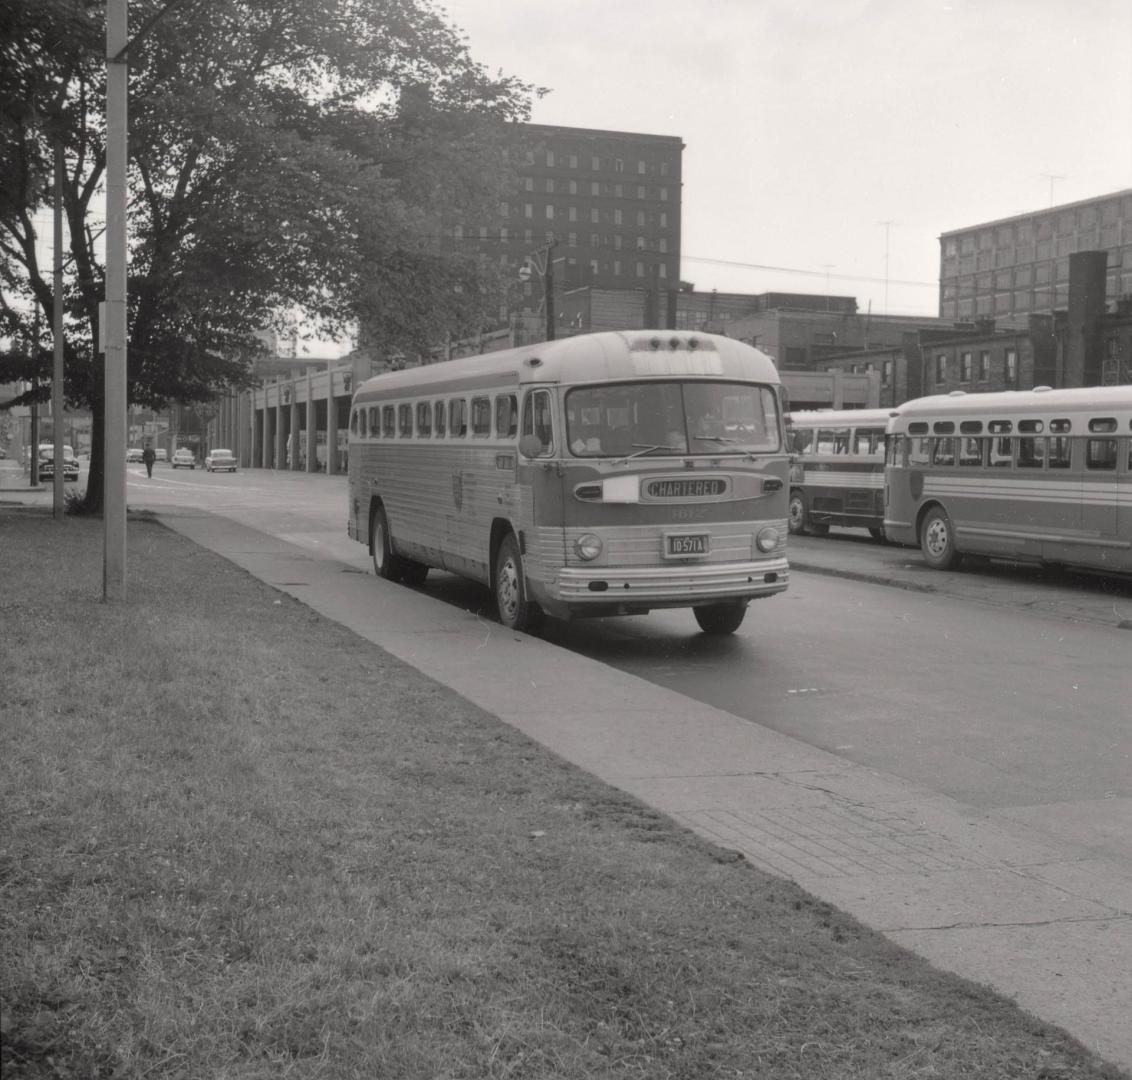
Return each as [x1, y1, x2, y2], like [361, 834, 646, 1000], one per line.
[450, 123, 684, 326]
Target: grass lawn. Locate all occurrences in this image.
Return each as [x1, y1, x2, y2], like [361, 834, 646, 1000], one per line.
[1, 510, 1126, 1080]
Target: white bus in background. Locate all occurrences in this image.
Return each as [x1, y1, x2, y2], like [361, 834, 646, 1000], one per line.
[786, 408, 893, 540]
[346, 330, 791, 635]
[884, 386, 1132, 574]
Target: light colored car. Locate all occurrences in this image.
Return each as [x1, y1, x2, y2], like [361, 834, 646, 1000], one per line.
[154, 448, 167, 462]
[171, 448, 196, 470]
[204, 449, 237, 473]
[126, 447, 144, 462]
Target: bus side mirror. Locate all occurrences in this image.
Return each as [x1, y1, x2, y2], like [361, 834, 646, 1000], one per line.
[518, 434, 545, 459]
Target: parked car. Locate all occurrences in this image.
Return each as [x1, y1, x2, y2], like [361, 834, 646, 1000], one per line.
[126, 447, 144, 462]
[204, 449, 237, 473]
[171, 448, 196, 469]
[38, 444, 79, 482]
[154, 448, 167, 462]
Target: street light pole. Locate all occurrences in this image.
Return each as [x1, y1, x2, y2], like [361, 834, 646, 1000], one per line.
[519, 237, 558, 342]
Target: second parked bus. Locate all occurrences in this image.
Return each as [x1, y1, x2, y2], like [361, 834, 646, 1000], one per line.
[884, 386, 1132, 574]
[347, 330, 791, 635]
[786, 408, 893, 539]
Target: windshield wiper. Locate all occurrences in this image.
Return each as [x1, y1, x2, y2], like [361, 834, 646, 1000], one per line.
[691, 435, 737, 445]
[609, 443, 675, 464]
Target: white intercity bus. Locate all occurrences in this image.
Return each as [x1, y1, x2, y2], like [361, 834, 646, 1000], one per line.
[884, 386, 1132, 574]
[786, 408, 893, 540]
[346, 330, 791, 634]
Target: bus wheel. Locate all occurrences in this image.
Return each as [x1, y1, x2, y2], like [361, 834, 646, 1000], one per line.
[495, 533, 544, 634]
[920, 506, 961, 570]
[371, 505, 403, 582]
[693, 601, 747, 635]
[868, 527, 886, 542]
[787, 490, 808, 535]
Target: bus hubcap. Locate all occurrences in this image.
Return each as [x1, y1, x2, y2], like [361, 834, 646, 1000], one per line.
[926, 519, 947, 555]
[498, 558, 519, 618]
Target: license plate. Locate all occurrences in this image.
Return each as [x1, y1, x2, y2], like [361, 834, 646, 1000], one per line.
[666, 533, 709, 556]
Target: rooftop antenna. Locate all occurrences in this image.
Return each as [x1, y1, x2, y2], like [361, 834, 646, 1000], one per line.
[876, 222, 894, 316]
[1040, 173, 1066, 208]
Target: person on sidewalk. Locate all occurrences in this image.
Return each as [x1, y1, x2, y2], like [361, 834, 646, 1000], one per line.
[142, 442, 156, 478]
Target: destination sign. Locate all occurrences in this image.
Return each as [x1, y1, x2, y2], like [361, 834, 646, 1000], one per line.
[645, 477, 727, 499]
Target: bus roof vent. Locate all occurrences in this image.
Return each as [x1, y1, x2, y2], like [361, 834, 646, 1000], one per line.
[948, 390, 967, 397]
[1032, 385, 1052, 392]
[525, 356, 543, 368]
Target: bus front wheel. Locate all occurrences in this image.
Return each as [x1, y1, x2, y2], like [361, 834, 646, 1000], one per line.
[693, 601, 748, 635]
[371, 505, 404, 582]
[788, 490, 808, 535]
[920, 506, 961, 570]
[495, 534, 544, 634]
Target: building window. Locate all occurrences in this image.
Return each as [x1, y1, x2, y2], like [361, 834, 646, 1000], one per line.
[568, 206, 577, 222]
[545, 205, 554, 220]
[961, 352, 972, 382]
[659, 187, 668, 201]
[659, 238, 667, 253]
[591, 181, 599, 196]
[635, 261, 645, 277]
[978, 351, 990, 381]
[637, 185, 646, 199]
[614, 184, 623, 198]
[613, 209, 622, 225]
[591, 156, 600, 170]
[659, 162, 668, 176]
[659, 212, 667, 228]
[569, 154, 577, 168]
[882, 360, 893, 385]
[658, 264, 667, 279]
[524, 177, 533, 191]
[591, 208, 599, 224]
[613, 260, 621, 276]
[453, 224, 463, 240]
[568, 180, 577, 195]
[524, 204, 532, 219]
[1005, 348, 1017, 385]
[636, 210, 645, 227]
[935, 354, 947, 383]
[590, 233, 599, 247]
[500, 201, 508, 217]
[567, 232, 576, 247]
[545, 150, 554, 167]
[614, 158, 623, 172]
[638, 160, 646, 174]
[545, 179, 554, 193]
[613, 234, 622, 250]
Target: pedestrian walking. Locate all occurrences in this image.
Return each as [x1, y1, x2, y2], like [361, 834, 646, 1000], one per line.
[142, 442, 156, 478]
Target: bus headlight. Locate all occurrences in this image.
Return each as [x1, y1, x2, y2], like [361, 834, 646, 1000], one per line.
[574, 533, 603, 561]
[755, 526, 780, 553]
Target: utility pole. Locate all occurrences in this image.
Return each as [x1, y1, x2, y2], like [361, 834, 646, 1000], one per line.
[518, 237, 559, 342]
[104, 0, 128, 600]
[53, 141, 65, 516]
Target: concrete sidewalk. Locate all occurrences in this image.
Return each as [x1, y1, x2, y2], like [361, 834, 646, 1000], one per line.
[152, 507, 1132, 1073]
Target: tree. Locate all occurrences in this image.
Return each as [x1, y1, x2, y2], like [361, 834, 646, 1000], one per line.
[0, 0, 538, 512]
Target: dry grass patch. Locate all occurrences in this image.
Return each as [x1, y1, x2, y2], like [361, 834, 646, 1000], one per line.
[1, 510, 1127, 1079]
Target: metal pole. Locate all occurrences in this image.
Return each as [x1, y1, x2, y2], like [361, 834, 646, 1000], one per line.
[544, 238, 557, 341]
[104, 0, 128, 599]
[53, 141, 65, 515]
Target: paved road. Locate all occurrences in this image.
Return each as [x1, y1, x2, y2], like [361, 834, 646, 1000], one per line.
[4, 462, 1132, 1071]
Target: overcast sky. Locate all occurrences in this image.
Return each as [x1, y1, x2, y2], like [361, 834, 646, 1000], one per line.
[440, 0, 1132, 317]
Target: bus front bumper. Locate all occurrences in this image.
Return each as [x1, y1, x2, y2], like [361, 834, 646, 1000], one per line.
[549, 556, 789, 613]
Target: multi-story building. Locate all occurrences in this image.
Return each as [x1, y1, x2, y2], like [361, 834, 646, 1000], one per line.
[938, 188, 1132, 321]
[451, 123, 684, 319]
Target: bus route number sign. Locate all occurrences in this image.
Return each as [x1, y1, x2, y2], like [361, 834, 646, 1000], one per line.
[666, 533, 709, 557]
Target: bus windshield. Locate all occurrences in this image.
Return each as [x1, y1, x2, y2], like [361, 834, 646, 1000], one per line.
[566, 380, 781, 457]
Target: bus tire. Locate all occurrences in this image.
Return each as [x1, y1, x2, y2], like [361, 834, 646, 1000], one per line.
[788, 490, 808, 535]
[371, 504, 404, 582]
[693, 601, 747, 635]
[495, 533, 544, 634]
[920, 505, 961, 570]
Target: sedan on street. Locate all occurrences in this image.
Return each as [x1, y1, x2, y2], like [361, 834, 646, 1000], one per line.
[204, 449, 237, 473]
[171, 448, 196, 469]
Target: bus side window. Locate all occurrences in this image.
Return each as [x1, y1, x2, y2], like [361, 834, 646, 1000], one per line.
[398, 403, 412, 437]
[521, 390, 554, 456]
[435, 400, 446, 438]
[908, 436, 929, 467]
[792, 429, 813, 455]
[368, 407, 379, 436]
[1016, 436, 1045, 468]
[1086, 438, 1117, 470]
[382, 405, 395, 437]
[959, 437, 983, 466]
[449, 399, 467, 438]
[1048, 436, 1071, 468]
[989, 437, 1012, 467]
[416, 401, 432, 438]
[471, 397, 492, 437]
[931, 437, 955, 467]
[495, 394, 518, 439]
